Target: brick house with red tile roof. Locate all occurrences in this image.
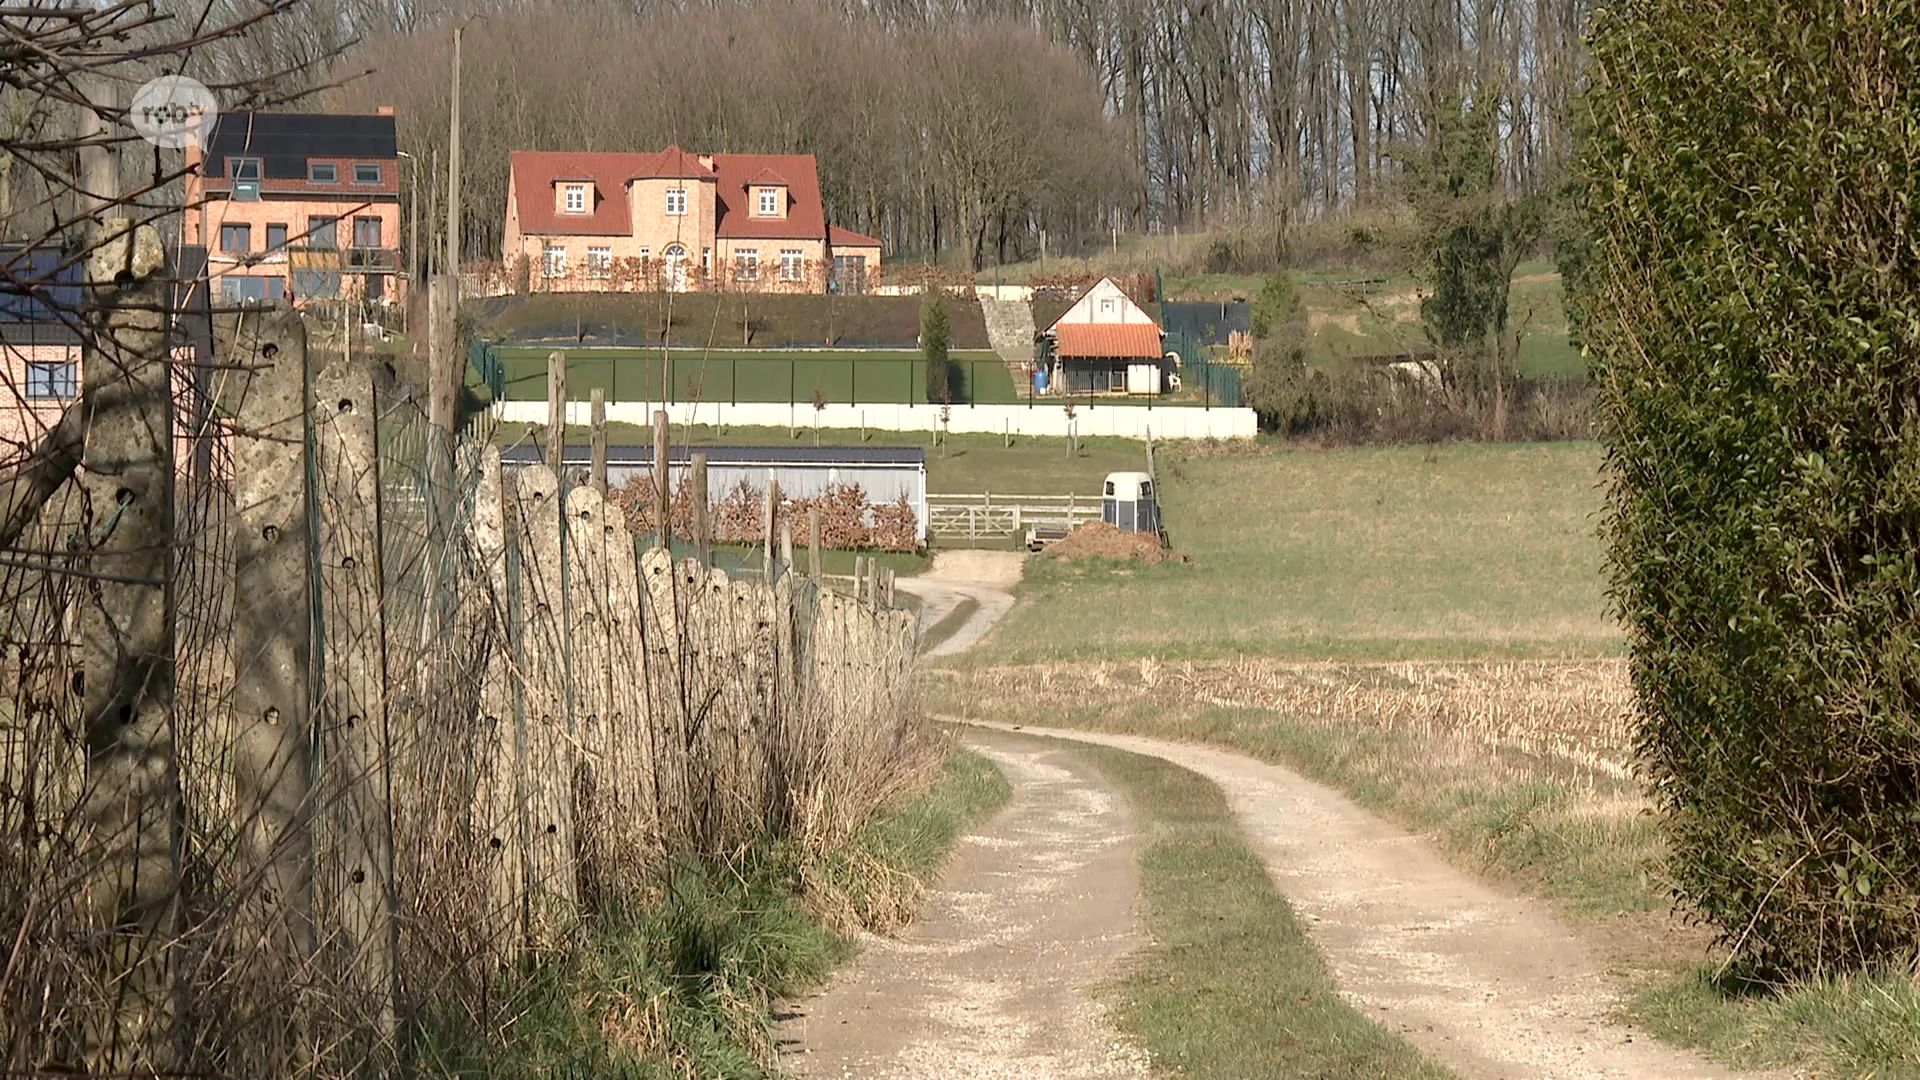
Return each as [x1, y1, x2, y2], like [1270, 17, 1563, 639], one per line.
[502, 147, 880, 294]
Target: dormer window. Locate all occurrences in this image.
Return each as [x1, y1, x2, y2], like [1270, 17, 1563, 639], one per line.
[309, 162, 337, 183]
[564, 185, 586, 213]
[230, 156, 261, 201]
[666, 188, 687, 216]
[353, 163, 381, 185]
[758, 188, 780, 216]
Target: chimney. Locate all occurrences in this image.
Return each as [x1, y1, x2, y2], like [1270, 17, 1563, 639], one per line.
[697, 154, 715, 172]
[377, 105, 395, 116]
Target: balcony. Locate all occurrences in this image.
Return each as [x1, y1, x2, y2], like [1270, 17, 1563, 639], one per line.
[285, 246, 400, 273]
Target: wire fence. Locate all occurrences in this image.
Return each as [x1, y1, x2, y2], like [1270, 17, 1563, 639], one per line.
[0, 242, 923, 1079]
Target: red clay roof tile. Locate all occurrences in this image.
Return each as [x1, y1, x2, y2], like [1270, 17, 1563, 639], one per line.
[1053, 322, 1165, 359]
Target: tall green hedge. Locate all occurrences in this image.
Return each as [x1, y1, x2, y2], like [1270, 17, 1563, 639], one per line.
[1576, 0, 1920, 977]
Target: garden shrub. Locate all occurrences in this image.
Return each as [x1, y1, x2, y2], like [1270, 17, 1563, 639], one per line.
[1575, 0, 1920, 977]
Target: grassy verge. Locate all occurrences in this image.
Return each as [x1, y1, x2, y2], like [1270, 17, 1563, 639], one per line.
[1065, 738, 1454, 1079]
[1628, 968, 1920, 1079]
[420, 748, 1009, 1079]
[914, 596, 979, 654]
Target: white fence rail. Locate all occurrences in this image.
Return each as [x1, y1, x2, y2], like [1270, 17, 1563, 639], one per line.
[926, 492, 1102, 542]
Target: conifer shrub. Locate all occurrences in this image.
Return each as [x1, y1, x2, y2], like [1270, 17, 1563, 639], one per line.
[1575, 0, 1920, 977]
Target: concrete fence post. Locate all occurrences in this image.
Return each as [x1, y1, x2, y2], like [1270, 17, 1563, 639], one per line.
[471, 446, 524, 965]
[76, 220, 181, 1073]
[225, 305, 317, 1048]
[310, 348, 395, 1050]
[510, 465, 576, 938]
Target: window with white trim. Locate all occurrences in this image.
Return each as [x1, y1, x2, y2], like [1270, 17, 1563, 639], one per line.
[564, 185, 586, 213]
[734, 249, 759, 281]
[25, 359, 77, 400]
[758, 188, 780, 216]
[666, 188, 687, 215]
[543, 244, 567, 279]
[586, 246, 612, 278]
[779, 248, 804, 282]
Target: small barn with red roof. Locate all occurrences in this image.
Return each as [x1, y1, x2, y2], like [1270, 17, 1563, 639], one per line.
[1040, 278, 1169, 395]
[502, 146, 880, 294]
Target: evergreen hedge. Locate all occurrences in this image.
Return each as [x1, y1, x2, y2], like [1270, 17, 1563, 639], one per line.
[1575, 0, 1920, 976]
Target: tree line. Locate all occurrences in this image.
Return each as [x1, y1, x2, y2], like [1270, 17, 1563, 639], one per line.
[147, 0, 1591, 274]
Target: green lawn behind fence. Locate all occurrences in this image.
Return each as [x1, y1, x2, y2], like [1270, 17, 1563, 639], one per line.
[490, 347, 1020, 405]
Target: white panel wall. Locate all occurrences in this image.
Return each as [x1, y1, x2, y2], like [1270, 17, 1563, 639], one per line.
[493, 399, 1259, 440]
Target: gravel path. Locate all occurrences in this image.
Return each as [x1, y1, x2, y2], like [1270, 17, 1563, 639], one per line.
[965, 721, 1761, 1080]
[777, 729, 1148, 1079]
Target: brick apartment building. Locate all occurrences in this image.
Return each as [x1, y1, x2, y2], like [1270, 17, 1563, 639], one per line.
[0, 246, 212, 467]
[502, 147, 881, 294]
[183, 110, 405, 307]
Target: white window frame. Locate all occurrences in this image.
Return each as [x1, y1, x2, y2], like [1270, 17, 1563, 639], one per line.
[666, 188, 687, 216]
[586, 246, 612, 279]
[564, 185, 586, 213]
[734, 249, 759, 281]
[779, 248, 804, 282]
[542, 244, 567, 279]
[758, 188, 780, 216]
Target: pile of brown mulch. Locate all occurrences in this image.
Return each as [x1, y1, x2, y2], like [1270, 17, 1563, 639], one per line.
[1045, 521, 1184, 564]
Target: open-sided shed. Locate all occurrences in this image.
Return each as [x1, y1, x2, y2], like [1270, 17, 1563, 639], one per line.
[502, 443, 929, 544]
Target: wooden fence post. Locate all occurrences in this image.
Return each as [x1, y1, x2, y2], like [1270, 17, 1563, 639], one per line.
[226, 306, 316, 1049]
[808, 506, 822, 582]
[780, 520, 793, 574]
[547, 351, 566, 471]
[590, 388, 607, 497]
[653, 408, 670, 551]
[311, 347, 395, 1049]
[76, 220, 180, 1072]
[762, 479, 778, 583]
[690, 452, 709, 566]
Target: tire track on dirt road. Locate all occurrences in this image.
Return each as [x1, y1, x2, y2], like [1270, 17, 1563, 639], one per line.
[801, 550, 1768, 1079]
[961, 720, 1765, 1080]
[777, 729, 1149, 1080]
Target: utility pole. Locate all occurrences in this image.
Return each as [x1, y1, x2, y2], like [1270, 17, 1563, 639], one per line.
[397, 150, 417, 334]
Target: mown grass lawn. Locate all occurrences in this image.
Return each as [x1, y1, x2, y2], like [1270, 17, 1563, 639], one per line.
[972, 439, 1618, 663]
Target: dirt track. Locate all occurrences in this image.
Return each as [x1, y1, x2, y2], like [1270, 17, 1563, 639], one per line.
[789, 553, 1769, 1080]
[777, 729, 1147, 1079]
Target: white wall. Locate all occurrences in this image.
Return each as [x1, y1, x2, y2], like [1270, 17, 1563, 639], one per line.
[493, 399, 1258, 440]
[1053, 278, 1155, 326]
